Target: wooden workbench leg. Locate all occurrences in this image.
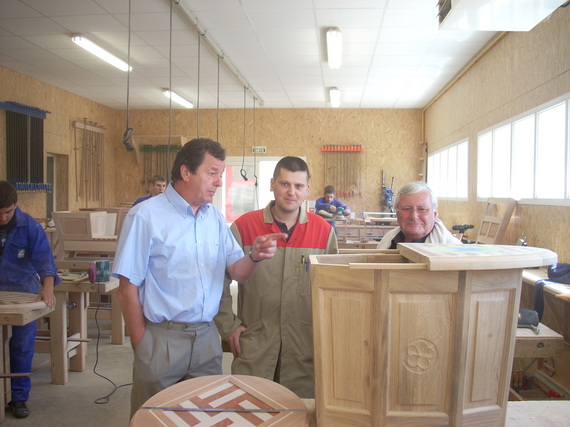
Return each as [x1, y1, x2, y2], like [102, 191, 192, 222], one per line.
[1, 325, 10, 423]
[110, 289, 125, 345]
[50, 292, 68, 385]
[562, 299, 570, 342]
[68, 291, 87, 372]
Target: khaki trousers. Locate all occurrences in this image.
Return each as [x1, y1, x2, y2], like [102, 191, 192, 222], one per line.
[130, 320, 222, 419]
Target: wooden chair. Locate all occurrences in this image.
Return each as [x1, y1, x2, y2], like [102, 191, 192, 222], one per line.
[475, 198, 517, 245]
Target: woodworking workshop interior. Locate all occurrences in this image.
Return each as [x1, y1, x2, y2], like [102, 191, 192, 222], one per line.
[1, 1, 570, 426]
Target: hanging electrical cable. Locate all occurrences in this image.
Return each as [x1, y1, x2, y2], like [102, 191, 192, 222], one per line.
[216, 54, 220, 141]
[122, 0, 134, 152]
[240, 86, 248, 181]
[165, 0, 174, 179]
[196, 27, 201, 138]
[252, 97, 259, 210]
[93, 2, 134, 400]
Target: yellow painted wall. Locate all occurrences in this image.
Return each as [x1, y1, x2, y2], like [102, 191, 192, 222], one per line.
[424, 7, 570, 261]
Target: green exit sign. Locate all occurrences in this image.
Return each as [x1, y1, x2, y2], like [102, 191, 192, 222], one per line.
[252, 146, 267, 154]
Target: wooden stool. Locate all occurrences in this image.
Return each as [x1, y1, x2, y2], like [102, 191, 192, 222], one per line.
[131, 375, 308, 426]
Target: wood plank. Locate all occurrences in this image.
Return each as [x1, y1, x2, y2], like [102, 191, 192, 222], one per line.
[398, 243, 557, 271]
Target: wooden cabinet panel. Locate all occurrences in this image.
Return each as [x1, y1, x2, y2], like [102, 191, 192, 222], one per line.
[310, 245, 556, 427]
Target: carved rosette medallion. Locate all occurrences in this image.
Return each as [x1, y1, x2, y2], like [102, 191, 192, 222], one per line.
[404, 338, 438, 373]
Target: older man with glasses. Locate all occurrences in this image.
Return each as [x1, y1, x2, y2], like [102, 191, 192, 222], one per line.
[377, 181, 461, 249]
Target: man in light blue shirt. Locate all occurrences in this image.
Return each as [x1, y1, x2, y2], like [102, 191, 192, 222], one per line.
[113, 138, 285, 418]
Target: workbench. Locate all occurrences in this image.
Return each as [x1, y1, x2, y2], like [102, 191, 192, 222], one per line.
[521, 268, 570, 342]
[514, 323, 564, 359]
[34, 275, 123, 385]
[335, 221, 396, 242]
[1, 292, 53, 423]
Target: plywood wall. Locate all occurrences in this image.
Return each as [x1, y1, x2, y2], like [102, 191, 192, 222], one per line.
[424, 7, 570, 261]
[1, 65, 423, 224]
[0, 66, 121, 220]
[113, 108, 424, 216]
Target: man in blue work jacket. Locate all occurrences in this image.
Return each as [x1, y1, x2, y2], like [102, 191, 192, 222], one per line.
[0, 181, 59, 419]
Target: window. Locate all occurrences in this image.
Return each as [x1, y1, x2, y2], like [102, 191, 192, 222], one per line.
[212, 156, 307, 221]
[427, 140, 468, 200]
[477, 94, 569, 205]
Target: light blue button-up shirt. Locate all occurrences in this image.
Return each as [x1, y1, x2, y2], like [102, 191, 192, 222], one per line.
[112, 183, 243, 323]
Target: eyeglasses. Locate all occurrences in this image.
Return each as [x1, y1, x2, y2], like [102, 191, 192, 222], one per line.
[397, 206, 432, 215]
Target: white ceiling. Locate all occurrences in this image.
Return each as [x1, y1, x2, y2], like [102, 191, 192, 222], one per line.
[0, 0, 558, 110]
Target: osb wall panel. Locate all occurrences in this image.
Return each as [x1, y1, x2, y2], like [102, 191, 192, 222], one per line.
[0, 66, 121, 219]
[424, 8, 570, 262]
[114, 108, 423, 216]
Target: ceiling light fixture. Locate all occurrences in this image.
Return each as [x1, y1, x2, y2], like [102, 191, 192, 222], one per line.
[163, 89, 193, 109]
[71, 35, 132, 72]
[326, 27, 342, 69]
[330, 87, 341, 108]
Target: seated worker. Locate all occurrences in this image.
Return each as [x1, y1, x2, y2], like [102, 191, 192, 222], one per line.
[132, 174, 167, 206]
[377, 181, 461, 249]
[315, 185, 351, 229]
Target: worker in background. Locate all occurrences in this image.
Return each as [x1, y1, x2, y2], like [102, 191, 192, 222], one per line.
[132, 174, 167, 206]
[113, 139, 286, 418]
[377, 181, 461, 248]
[314, 185, 351, 229]
[215, 157, 338, 398]
[0, 181, 59, 419]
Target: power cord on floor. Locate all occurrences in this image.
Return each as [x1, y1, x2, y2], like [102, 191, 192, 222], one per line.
[91, 281, 132, 404]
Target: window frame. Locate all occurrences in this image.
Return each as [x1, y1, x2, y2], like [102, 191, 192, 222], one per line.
[476, 92, 570, 206]
[427, 139, 469, 201]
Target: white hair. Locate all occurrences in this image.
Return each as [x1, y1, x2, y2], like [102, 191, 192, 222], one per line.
[395, 181, 438, 210]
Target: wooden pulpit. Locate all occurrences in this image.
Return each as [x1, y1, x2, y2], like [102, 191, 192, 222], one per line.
[310, 244, 557, 427]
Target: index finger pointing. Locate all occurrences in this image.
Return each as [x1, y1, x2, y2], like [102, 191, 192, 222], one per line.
[265, 232, 288, 242]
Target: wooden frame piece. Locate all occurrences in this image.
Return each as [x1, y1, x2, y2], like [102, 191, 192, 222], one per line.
[476, 198, 517, 245]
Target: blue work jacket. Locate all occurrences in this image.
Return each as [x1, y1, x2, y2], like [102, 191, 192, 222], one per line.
[0, 207, 60, 294]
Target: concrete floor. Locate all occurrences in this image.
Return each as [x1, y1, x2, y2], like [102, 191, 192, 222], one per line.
[2, 318, 235, 427]
[3, 320, 133, 427]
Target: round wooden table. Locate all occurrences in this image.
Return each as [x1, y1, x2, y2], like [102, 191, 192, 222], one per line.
[131, 375, 309, 427]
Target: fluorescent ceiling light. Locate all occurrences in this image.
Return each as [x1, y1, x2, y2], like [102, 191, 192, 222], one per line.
[71, 35, 132, 72]
[326, 27, 342, 69]
[163, 89, 194, 109]
[330, 87, 340, 108]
